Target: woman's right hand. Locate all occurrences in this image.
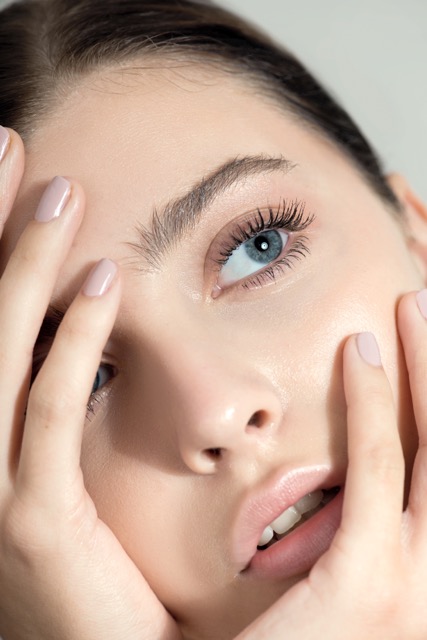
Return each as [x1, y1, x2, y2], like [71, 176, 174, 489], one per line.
[237, 301, 427, 638]
[0, 127, 182, 640]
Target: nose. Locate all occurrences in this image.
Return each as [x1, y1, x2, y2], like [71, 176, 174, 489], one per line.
[157, 340, 284, 475]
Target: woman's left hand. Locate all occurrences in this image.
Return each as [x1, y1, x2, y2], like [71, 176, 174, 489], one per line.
[236, 290, 427, 639]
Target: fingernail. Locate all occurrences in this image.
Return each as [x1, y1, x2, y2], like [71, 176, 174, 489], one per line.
[83, 259, 118, 297]
[34, 176, 71, 222]
[0, 126, 10, 163]
[356, 332, 382, 367]
[416, 289, 427, 319]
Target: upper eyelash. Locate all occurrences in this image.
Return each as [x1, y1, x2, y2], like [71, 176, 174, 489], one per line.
[213, 199, 314, 267]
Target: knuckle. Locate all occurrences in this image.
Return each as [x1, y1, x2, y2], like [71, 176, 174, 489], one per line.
[408, 354, 427, 384]
[0, 501, 52, 569]
[58, 314, 91, 344]
[10, 235, 43, 272]
[362, 379, 393, 409]
[29, 379, 76, 423]
[360, 437, 404, 479]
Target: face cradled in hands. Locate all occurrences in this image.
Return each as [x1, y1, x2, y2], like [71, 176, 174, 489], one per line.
[0, 65, 426, 640]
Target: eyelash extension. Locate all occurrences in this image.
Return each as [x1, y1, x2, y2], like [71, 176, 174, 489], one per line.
[213, 199, 314, 289]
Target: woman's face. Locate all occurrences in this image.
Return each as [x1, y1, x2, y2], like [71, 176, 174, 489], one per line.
[3, 64, 425, 639]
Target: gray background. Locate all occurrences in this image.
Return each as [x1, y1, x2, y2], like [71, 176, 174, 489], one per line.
[1, 0, 426, 200]
[218, 0, 427, 201]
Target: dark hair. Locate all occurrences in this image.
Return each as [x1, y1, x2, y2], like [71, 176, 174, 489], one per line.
[0, 0, 400, 209]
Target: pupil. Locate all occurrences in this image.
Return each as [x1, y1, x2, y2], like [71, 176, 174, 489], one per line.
[255, 236, 269, 251]
[245, 230, 283, 264]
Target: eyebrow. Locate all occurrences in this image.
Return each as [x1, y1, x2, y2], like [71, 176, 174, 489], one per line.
[38, 154, 294, 339]
[125, 154, 295, 271]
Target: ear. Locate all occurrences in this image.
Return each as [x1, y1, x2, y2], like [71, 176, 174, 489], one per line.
[387, 173, 427, 281]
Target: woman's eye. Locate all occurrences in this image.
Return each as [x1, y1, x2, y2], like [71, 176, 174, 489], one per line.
[218, 229, 289, 288]
[91, 364, 115, 395]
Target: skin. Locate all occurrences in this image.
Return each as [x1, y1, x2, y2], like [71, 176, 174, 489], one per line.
[0, 64, 427, 639]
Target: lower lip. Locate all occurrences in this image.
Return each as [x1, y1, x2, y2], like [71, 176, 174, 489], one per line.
[243, 488, 344, 580]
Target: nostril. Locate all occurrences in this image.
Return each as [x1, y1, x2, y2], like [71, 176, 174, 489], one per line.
[247, 409, 267, 428]
[203, 447, 223, 461]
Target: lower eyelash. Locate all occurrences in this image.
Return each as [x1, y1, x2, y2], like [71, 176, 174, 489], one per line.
[86, 394, 102, 420]
[241, 237, 310, 290]
[86, 384, 114, 421]
[213, 199, 314, 269]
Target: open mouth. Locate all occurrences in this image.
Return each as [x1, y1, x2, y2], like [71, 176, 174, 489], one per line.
[257, 486, 341, 550]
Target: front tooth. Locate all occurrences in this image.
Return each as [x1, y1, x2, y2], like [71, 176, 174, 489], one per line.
[294, 490, 324, 515]
[258, 525, 274, 546]
[271, 506, 301, 535]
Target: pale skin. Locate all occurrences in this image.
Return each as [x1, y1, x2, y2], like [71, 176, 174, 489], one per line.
[0, 64, 427, 639]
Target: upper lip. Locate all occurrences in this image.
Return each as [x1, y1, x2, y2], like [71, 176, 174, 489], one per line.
[231, 463, 345, 570]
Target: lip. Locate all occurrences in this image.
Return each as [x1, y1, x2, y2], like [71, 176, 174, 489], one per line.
[231, 465, 345, 579]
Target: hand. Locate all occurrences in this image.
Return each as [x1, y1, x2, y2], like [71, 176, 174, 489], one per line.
[237, 293, 427, 639]
[0, 128, 182, 640]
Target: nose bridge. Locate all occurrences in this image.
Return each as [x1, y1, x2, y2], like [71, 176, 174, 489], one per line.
[156, 325, 283, 474]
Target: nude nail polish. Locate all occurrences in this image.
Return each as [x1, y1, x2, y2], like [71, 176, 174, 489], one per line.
[34, 176, 71, 222]
[0, 126, 10, 163]
[356, 332, 382, 367]
[416, 289, 427, 319]
[83, 259, 118, 297]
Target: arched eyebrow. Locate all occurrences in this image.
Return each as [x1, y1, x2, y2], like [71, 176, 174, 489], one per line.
[39, 155, 294, 338]
[125, 154, 295, 271]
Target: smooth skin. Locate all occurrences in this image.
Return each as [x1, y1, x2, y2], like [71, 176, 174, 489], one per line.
[0, 65, 427, 638]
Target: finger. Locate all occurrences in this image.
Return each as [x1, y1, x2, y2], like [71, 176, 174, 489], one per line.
[0, 177, 84, 478]
[340, 332, 404, 557]
[0, 127, 25, 236]
[397, 290, 427, 524]
[17, 259, 121, 505]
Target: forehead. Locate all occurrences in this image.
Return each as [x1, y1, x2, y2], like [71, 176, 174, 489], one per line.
[23, 62, 340, 201]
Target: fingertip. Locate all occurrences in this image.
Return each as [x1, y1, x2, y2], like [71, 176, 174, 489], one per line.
[397, 289, 427, 339]
[415, 288, 427, 320]
[343, 332, 383, 370]
[0, 126, 25, 166]
[356, 332, 382, 367]
[82, 258, 119, 298]
[0, 128, 26, 236]
[0, 125, 11, 163]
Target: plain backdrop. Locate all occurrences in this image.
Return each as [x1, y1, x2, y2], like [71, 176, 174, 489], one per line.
[218, 0, 427, 201]
[0, 0, 426, 200]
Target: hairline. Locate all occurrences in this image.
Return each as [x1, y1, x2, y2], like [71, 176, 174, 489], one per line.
[22, 51, 403, 224]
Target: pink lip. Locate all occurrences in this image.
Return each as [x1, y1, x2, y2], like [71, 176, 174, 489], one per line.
[231, 465, 345, 578]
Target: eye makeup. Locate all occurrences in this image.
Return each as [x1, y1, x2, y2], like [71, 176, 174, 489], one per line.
[208, 199, 315, 296]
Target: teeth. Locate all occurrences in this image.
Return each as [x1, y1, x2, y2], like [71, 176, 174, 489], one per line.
[258, 490, 324, 546]
[271, 506, 301, 534]
[258, 525, 274, 547]
[294, 490, 324, 515]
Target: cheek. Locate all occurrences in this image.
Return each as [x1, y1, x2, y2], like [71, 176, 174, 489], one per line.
[256, 215, 421, 453]
[80, 424, 227, 604]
